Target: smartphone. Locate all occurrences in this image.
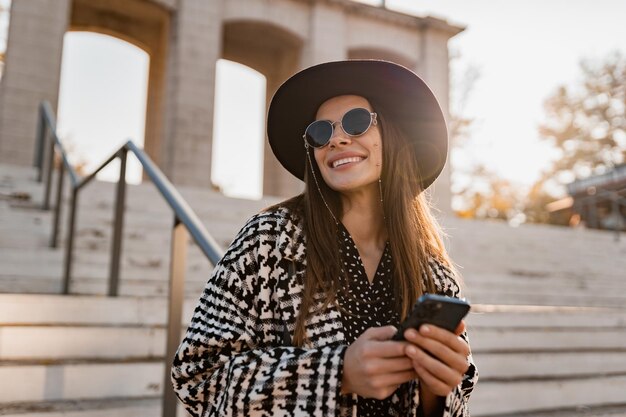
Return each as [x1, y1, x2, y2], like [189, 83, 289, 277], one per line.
[392, 294, 471, 341]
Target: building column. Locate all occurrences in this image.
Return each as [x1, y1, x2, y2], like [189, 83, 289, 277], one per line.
[298, 3, 347, 68]
[143, 19, 170, 175]
[263, 67, 303, 198]
[262, 2, 347, 198]
[0, 0, 71, 165]
[415, 28, 453, 214]
[161, 0, 222, 187]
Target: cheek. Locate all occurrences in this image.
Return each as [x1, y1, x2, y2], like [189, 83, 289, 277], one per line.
[372, 138, 384, 167]
[313, 149, 326, 170]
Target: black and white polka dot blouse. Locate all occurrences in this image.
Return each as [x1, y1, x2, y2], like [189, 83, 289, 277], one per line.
[337, 224, 405, 416]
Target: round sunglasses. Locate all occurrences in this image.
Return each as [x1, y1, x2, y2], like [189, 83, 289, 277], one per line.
[303, 107, 378, 148]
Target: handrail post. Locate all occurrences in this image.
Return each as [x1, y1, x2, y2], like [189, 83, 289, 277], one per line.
[62, 187, 79, 294]
[108, 148, 127, 297]
[43, 132, 55, 210]
[51, 161, 65, 248]
[34, 105, 45, 181]
[163, 216, 188, 417]
[613, 197, 621, 242]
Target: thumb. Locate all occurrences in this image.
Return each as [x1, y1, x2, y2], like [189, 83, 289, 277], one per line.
[364, 325, 399, 341]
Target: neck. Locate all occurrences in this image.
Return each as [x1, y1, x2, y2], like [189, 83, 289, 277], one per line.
[340, 186, 387, 248]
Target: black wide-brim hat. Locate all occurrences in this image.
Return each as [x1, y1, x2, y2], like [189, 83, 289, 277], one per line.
[267, 60, 448, 191]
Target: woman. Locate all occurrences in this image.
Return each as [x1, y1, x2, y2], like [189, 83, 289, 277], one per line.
[172, 60, 478, 417]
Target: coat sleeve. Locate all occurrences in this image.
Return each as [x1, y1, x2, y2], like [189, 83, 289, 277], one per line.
[427, 259, 479, 417]
[171, 213, 347, 417]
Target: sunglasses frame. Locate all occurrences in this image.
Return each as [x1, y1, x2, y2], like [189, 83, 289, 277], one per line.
[302, 107, 378, 149]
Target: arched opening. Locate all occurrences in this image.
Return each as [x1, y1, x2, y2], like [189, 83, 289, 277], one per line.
[57, 32, 149, 183]
[0, 0, 12, 80]
[221, 20, 303, 197]
[212, 59, 266, 199]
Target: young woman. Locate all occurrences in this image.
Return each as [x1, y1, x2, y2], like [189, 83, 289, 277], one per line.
[172, 60, 478, 417]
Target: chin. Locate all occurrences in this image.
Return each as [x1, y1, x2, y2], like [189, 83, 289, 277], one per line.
[325, 178, 378, 194]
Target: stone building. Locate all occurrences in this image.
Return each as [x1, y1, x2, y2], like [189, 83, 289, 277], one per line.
[0, 0, 462, 210]
[547, 164, 626, 231]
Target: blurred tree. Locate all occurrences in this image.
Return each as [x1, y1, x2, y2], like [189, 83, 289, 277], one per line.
[449, 54, 526, 222]
[522, 175, 555, 224]
[448, 52, 492, 219]
[448, 52, 480, 148]
[523, 51, 626, 225]
[539, 51, 626, 184]
[53, 135, 89, 176]
[454, 164, 525, 222]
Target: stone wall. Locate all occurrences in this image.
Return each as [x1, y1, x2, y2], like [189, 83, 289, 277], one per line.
[0, 0, 462, 211]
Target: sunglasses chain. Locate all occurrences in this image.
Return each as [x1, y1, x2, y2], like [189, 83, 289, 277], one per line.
[305, 142, 339, 225]
[378, 177, 386, 223]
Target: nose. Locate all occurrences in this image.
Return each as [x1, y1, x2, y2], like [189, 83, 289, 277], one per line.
[328, 122, 351, 148]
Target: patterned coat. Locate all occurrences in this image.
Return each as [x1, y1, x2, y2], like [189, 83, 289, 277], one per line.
[172, 206, 478, 417]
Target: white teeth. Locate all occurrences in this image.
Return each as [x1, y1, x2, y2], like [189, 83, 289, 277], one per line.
[332, 157, 363, 168]
[333, 157, 363, 168]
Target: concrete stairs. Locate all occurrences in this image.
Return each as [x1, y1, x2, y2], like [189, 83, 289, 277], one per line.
[1, 162, 626, 416]
[468, 304, 626, 415]
[0, 163, 280, 296]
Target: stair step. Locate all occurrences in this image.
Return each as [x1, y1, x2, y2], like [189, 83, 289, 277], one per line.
[468, 305, 626, 328]
[0, 398, 169, 417]
[0, 276, 208, 297]
[0, 294, 196, 326]
[0, 326, 166, 360]
[470, 327, 626, 352]
[470, 375, 626, 416]
[0, 258, 214, 282]
[3, 293, 624, 328]
[0, 361, 162, 403]
[490, 404, 626, 417]
[467, 293, 626, 308]
[474, 351, 626, 379]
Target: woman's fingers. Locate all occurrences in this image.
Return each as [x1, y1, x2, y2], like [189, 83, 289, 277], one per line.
[377, 369, 419, 387]
[412, 358, 456, 397]
[401, 324, 470, 396]
[417, 325, 469, 356]
[406, 345, 463, 389]
[454, 321, 466, 336]
[342, 326, 421, 399]
[365, 340, 409, 358]
[364, 325, 400, 341]
[362, 357, 414, 375]
[404, 326, 470, 373]
[360, 326, 410, 358]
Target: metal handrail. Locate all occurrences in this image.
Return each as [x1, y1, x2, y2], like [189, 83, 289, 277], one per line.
[33, 101, 223, 417]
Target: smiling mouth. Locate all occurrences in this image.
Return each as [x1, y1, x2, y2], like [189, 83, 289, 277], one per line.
[331, 156, 365, 168]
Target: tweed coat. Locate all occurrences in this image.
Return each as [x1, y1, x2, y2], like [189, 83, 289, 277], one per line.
[171, 206, 478, 417]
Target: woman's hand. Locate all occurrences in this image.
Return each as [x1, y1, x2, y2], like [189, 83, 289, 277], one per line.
[403, 321, 470, 397]
[342, 326, 417, 400]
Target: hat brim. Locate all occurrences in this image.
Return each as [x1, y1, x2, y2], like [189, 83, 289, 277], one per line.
[267, 60, 448, 191]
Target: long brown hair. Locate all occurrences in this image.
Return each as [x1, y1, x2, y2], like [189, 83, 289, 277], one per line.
[275, 101, 456, 346]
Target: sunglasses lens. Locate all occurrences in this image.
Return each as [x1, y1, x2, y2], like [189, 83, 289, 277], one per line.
[305, 120, 333, 147]
[342, 108, 372, 136]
